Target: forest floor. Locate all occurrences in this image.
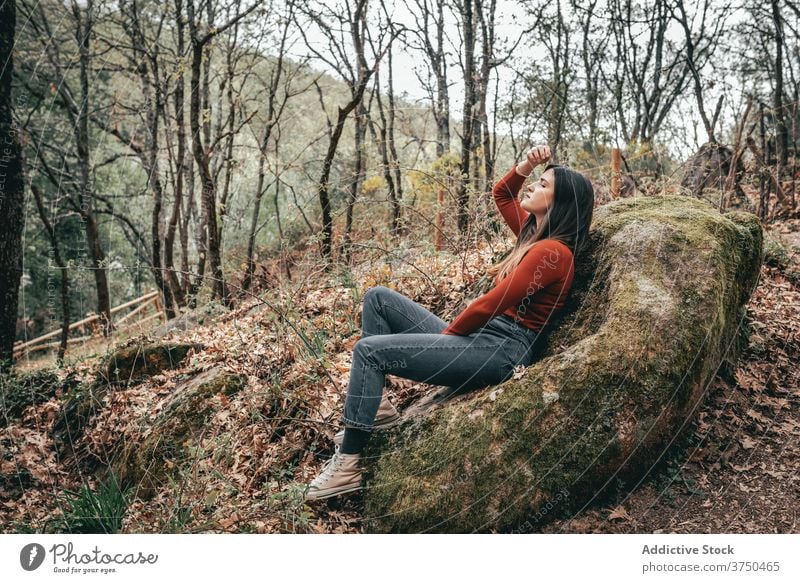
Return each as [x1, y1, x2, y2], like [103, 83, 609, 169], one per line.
[2, 213, 798, 535]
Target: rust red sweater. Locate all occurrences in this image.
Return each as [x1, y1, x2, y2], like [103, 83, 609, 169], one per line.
[442, 164, 575, 336]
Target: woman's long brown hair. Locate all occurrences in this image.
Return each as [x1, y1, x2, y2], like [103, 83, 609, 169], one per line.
[487, 163, 595, 284]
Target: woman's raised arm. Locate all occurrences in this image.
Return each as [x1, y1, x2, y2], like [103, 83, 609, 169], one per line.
[492, 165, 531, 237]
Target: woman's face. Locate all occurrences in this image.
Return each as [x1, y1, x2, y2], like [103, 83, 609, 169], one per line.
[521, 168, 555, 215]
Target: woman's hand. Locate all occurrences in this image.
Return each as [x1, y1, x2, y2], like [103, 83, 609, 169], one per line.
[515, 144, 552, 177]
[526, 145, 551, 167]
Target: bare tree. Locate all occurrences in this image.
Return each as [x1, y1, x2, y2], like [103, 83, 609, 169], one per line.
[294, 0, 399, 262]
[540, 0, 573, 156]
[770, 0, 788, 170]
[405, 0, 452, 158]
[500, 1, 572, 162]
[27, 169, 71, 363]
[242, 0, 311, 291]
[168, 0, 192, 303]
[185, 0, 260, 306]
[603, 0, 694, 149]
[452, 0, 477, 235]
[668, 0, 730, 144]
[118, 0, 178, 317]
[571, 0, 608, 150]
[366, 33, 405, 237]
[473, 0, 530, 188]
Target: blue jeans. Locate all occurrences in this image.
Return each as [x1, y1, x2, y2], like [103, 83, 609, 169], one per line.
[341, 285, 541, 430]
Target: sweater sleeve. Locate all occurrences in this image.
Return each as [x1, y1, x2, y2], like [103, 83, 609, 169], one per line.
[492, 164, 531, 237]
[442, 241, 569, 336]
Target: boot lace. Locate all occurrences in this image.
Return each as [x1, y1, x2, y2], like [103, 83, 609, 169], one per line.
[310, 453, 344, 488]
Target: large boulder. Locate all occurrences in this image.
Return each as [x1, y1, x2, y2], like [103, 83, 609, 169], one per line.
[361, 195, 763, 533]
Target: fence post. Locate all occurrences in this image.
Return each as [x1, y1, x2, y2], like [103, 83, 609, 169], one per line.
[611, 148, 621, 200]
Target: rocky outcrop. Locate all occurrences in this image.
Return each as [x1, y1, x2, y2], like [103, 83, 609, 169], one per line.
[361, 195, 764, 533]
[52, 341, 203, 463]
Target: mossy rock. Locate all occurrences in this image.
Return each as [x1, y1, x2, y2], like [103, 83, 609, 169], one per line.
[361, 195, 763, 533]
[101, 341, 204, 387]
[109, 367, 245, 500]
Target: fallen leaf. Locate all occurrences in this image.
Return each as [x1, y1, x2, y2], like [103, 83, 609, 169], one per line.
[607, 506, 632, 522]
[739, 436, 758, 449]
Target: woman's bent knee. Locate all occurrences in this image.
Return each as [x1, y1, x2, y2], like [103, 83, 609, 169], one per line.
[364, 285, 389, 302]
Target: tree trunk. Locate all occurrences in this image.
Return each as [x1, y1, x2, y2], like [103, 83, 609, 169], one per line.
[184, 0, 257, 305]
[164, 0, 188, 311]
[317, 96, 365, 260]
[181, 146, 194, 301]
[243, 2, 291, 291]
[243, 131, 271, 292]
[148, 81, 174, 319]
[217, 18, 239, 254]
[341, 99, 367, 263]
[476, 0, 495, 191]
[457, 0, 476, 235]
[371, 49, 401, 238]
[125, 3, 176, 320]
[188, 26, 228, 306]
[0, 0, 26, 371]
[386, 41, 404, 235]
[771, 0, 787, 178]
[74, 1, 113, 336]
[435, 0, 450, 158]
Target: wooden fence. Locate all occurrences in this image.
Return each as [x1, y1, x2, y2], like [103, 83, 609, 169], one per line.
[13, 289, 166, 358]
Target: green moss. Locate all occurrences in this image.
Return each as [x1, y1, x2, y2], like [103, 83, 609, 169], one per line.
[48, 342, 205, 465]
[101, 341, 204, 387]
[362, 195, 763, 533]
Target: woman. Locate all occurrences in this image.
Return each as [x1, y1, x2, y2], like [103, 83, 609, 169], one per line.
[303, 145, 595, 501]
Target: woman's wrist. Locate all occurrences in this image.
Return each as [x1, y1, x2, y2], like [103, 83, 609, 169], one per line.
[515, 160, 533, 177]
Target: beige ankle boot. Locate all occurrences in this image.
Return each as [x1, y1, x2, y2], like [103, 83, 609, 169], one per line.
[333, 394, 400, 448]
[303, 451, 363, 501]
